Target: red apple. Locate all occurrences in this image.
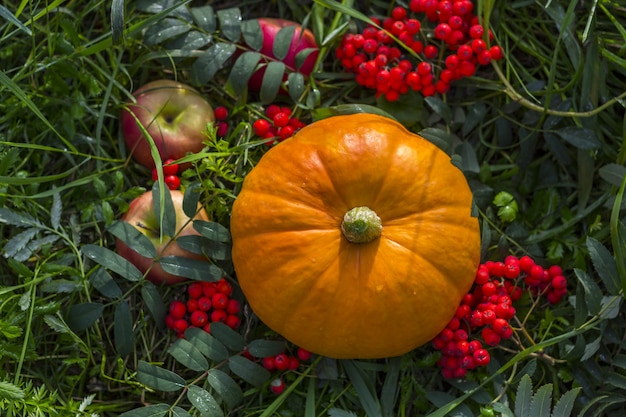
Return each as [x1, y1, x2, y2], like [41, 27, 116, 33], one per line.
[115, 190, 210, 285]
[247, 18, 319, 91]
[120, 80, 215, 169]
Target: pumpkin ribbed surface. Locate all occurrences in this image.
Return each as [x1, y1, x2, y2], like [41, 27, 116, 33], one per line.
[230, 113, 480, 359]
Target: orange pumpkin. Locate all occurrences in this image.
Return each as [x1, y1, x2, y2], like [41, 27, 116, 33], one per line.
[230, 113, 480, 359]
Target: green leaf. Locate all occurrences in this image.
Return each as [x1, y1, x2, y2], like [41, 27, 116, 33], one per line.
[141, 282, 167, 329]
[182, 182, 204, 219]
[228, 356, 270, 388]
[581, 335, 601, 362]
[152, 181, 176, 239]
[207, 369, 243, 409]
[457, 142, 480, 175]
[530, 383, 553, 417]
[0, 380, 25, 400]
[209, 322, 245, 352]
[228, 52, 261, 96]
[111, 0, 125, 44]
[144, 18, 191, 46]
[159, 256, 221, 281]
[187, 385, 224, 417]
[108, 220, 157, 259]
[343, 360, 383, 417]
[586, 237, 621, 294]
[312, 104, 396, 121]
[241, 19, 262, 50]
[552, 387, 581, 417]
[137, 361, 186, 392]
[425, 97, 452, 124]
[288, 72, 305, 102]
[462, 102, 487, 136]
[418, 128, 454, 154]
[273, 25, 296, 61]
[4, 227, 38, 258]
[186, 328, 229, 362]
[89, 268, 123, 299]
[82, 244, 144, 282]
[66, 302, 104, 332]
[216, 8, 241, 42]
[515, 375, 532, 417]
[168, 338, 210, 371]
[177, 236, 231, 261]
[191, 42, 237, 85]
[381, 357, 401, 417]
[555, 126, 601, 150]
[247, 339, 286, 358]
[260, 61, 285, 104]
[294, 48, 317, 72]
[190, 5, 215, 32]
[599, 163, 626, 187]
[0, 208, 42, 227]
[50, 188, 62, 230]
[599, 296, 622, 319]
[171, 407, 191, 417]
[119, 404, 169, 417]
[0, 4, 32, 35]
[574, 268, 602, 315]
[115, 300, 134, 356]
[193, 221, 231, 242]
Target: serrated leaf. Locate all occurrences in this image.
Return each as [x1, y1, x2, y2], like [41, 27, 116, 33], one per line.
[0, 380, 25, 400]
[599, 296, 622, 319]
[17, 234, 60, 261]
[190, 5, 215, 32]
[118, 403, 169, 417]
[0, 208, 41, 227]
[207, 369, 243, 409]
[159, 256, 220, 281]
[193, 221, 231, 242]
[191, 42, 237, 85]
[137, 361, 186, 392]
[228, 52, 261, 96]
[552, 387, 581, 417]
[115, 300, 134, 356]
[108, 220, 157, 259]
[187, 385, 224, 417]
[89, 268, 123, 299]
[586, 237, 621, 294]
[515, 375, 533, 417]
[530, 383, 553, 417]
[241, 19, 262, 50]
[209, 322, 244, 352]
[66, 302, 104, 332]
[152, 181, 176, 239]
[287, 72, 305, 102]
[228, 356, 270, 388]
[273, 25, 296, 61]
[555, 126, 600, 150]
[50, 189, 62, 230]
[599, 163, 626, 187]
[141, 282, 167, 329]
[247, 339, 285, 358]
[581, 335, 602, 361]
[185, 328, 229, 362]
[574, 268, 602, 315]
[343, 360, 383, 417]
[216, 8, 241, 42]
[144, 17, 191, 46]
[3, 227, 38, 258]
[260, 61, 285, 104]
[82, 244, 144, 282]
[168, 338, 209, 371]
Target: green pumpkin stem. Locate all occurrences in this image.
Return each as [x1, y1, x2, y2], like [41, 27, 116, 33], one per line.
[341, 206, 383, 244]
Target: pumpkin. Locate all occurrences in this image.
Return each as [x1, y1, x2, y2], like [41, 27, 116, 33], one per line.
[230, 113, 480, 359]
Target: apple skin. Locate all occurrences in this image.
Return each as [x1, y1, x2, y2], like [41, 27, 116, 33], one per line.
[115, 190, 210, 285]
[120, 80, 215, 169]
[247, 18, 319, 91]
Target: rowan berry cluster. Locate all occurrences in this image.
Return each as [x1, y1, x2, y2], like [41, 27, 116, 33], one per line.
[151, 158, 181, 190]
[165, 278, 241, 338]
[433, 255, 567, 379]
[242, 346, 312, 395]
[335, 1, 504, 100]
[252, 104, 307, 145]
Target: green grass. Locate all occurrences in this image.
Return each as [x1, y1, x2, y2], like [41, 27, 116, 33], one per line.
[1, 0, 625, 416]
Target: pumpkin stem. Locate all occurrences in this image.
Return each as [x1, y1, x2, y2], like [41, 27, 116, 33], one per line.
[341, 206, 383, 244]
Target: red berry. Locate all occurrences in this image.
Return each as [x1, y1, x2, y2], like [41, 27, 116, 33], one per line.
[265, 104, 281, 119]
[405, 19, 421, 35]
[186, 298, 198, 313]
[210, 309, 228, 323]
[481, 309, 496, 325]
[164, 174, 181, 190]
[162, 159, 179, 175]
[434, 23, 452, 40]
[270, 378, 285, 394]
[481, 281, 497, 297]
[272, 112, 289, 128]
[188, 282, 203, 299]
[165, 314, 176, 329]
[214, 106, 228, 121]
[169, 301, 187, 319]
[473, 349, 490, 366]
[190, 310, 209, 327]
[202, 282, 217, 297]
[492, 318, 509, 335]
[454, 329, 468, 342]
[481, 327, 501, 346]
[226, 299, 241, 315]
[197, 296, 212, 312]
[273, 353, 290, 371]
[173, 318, 189, 334]
[417, 61, 432, 76]
[552, 275, 567, 290]
[262, 356, 275, 371]
[297, 347, 312, 361]
[490, 45, 504, 60]
[216, 279, 233, 296]
[446, 317, 461, 331]
[548, 265, 563, 277]
[503, 262, 521, 279]
[424, 45, 438, 59]
[363, 38, 378, 54]
[253, 119, 271, 136]
[519, 255, 535, 273]
[212, 293, 229, 310]
[475, 265, 490, 285]
[279, 125, 295, 141]
[469, 25, 485, 39]
[288, 356, 300, 370]
[439, 328, 454, 342]
[457, 45, 473, 61]
[391, 6, 407, 21]
[455, 340, 470, 357]
[216, 121, 229, 137]
[468, 339, 483, 353]
[225, 314, 241, 329]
